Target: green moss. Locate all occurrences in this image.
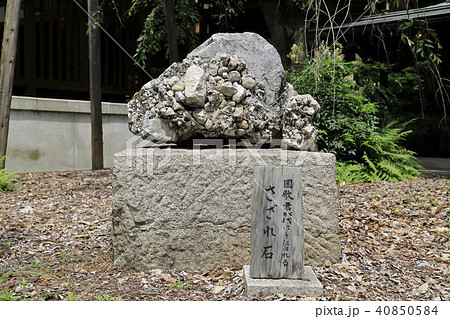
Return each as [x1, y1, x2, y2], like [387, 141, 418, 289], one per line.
[28, 149, 40, 161]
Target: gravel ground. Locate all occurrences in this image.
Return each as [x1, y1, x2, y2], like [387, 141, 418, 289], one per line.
[0, 170, 448, 301]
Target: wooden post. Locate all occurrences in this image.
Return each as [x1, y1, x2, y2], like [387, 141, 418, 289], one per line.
[23, 0, 36, 96]
[164, 0, 179, 63]
[88, 0, 103, 169]
[0, 0, 22, 169]
[250, 166, 304, 279]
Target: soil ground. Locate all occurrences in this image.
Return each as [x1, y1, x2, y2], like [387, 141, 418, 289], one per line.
[0, 170, 448, 301]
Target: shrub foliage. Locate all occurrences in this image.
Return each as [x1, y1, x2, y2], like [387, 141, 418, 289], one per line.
[0, 156, 17, 192]
[287, 44, 421, 183]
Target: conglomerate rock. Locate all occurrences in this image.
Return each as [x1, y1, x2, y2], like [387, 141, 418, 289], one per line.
[127, 32, 320, 150]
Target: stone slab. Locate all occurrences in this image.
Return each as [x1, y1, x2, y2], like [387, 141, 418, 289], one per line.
[11, 95, 127, 114]
[112, 147, 340, 272]
[243, 265, 323, 297]
[418, 157, 450, 176]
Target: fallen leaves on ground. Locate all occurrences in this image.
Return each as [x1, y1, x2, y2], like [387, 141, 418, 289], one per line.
[0, 170, 448, 300]
[318, 176, 450, 301]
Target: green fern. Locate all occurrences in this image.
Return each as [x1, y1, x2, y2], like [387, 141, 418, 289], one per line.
[336, 121, 422, 184]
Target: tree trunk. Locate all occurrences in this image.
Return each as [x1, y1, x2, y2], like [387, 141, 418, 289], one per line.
[164, 0, 179, 63]
[88, 0, 104, 170]
[258, 0, 305, 67]
[0, 0, 22, 169]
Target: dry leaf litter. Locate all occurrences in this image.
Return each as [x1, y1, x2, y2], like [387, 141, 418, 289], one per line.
[0, 170, 448, 301]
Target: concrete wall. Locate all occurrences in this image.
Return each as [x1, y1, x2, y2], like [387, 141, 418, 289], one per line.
[6, 96, 137, 173]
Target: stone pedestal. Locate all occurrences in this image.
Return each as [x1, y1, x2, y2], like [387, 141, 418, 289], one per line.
[112, 147, 340, 272]
[243, 265, 323, 297]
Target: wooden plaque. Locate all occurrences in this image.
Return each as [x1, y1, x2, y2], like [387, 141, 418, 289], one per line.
[250, 166, 304, 279]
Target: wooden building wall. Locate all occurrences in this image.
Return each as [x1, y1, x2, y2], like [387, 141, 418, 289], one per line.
[1, 0, 146, 103]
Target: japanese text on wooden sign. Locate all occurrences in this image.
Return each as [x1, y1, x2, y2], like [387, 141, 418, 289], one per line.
[250, 166, 304, 279]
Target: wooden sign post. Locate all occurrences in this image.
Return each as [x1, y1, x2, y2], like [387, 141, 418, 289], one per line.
[250, 166, 304, 279]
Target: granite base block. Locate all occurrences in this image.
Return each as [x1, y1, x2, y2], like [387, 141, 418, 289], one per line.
[112, 148, 340, 271]
[243, 265, 323, 297]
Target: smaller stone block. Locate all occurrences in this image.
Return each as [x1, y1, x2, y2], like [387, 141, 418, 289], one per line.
[243, 265, 323, 297]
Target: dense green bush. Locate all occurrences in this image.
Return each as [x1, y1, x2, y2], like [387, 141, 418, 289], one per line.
[287, 44, 421, 183]
[0, 156, 17, 192]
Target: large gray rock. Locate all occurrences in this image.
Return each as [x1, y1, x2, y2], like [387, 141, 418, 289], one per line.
[112, 148, 341, 272]
[187, 32, 284, 106]
[127, 32, 320, 151]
